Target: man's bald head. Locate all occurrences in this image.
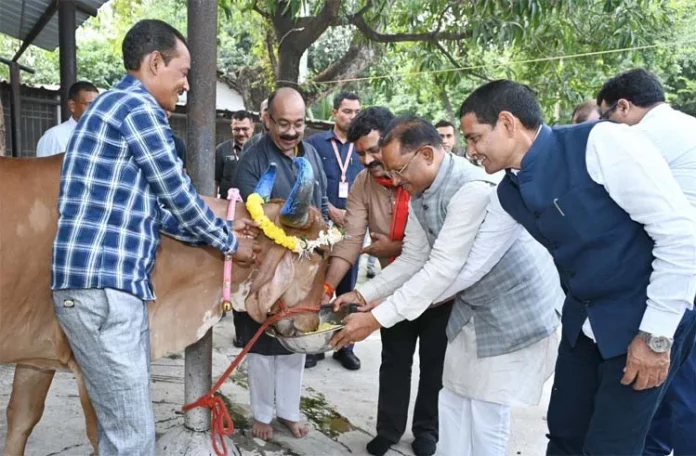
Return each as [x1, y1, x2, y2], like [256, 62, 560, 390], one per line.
[266, 87, 307, 154]
[571, 100, 600, 124]
[268, 87, 305, 116]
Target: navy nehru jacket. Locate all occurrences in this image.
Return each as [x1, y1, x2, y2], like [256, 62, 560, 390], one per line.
[305, 129, 364, 209]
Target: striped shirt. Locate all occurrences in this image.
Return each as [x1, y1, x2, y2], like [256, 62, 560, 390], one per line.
[51, 75, 237, 301]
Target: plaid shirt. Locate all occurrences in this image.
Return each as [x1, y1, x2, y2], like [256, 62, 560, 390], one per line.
[51, 75, 237, 301]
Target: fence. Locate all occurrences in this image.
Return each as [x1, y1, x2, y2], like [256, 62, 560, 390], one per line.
[1, 82, 332, 157]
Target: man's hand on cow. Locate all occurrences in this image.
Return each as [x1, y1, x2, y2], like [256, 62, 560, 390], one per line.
[232, 237, 260, 267]
[328, 204, 346, 227]
[621, 335, 671, 391]
[329, 312, 381, 351]
[234, 218, 261, 238]
[332, 290, 366, 312]
[361, 233, 401, 258]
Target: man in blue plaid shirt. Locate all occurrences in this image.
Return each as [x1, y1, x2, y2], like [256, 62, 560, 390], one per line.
[50, 20, 255, 455]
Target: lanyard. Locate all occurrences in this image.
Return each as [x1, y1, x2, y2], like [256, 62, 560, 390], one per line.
[330, 139, 353, 183]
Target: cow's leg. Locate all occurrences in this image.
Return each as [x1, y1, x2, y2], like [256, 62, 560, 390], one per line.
[4, 364, 54, 456]
[72, 362, 99, 454]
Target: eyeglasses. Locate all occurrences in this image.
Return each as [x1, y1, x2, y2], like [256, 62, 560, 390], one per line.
[388, 148, 422, 179]
[268, 113, 306, 132]
[599, 102, 618, 120]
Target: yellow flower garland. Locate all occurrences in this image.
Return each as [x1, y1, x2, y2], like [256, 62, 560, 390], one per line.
[246, 193, 302, 253]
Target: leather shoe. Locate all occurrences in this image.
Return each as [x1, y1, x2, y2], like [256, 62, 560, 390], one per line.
[232, 335, 244, 348]
[333, 349, 361, 370]
[305, 354, 318, 369]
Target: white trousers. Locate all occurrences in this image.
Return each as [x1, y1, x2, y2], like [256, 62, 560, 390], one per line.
[436, 387, 511, 456]
[247, 353, 306, 423]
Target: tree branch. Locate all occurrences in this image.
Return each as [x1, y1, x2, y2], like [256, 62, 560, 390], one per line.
[350, 13, 472, 43]
[287, 0, 343, 52]
[434, 4, 452, 34]
[252, 1, 271, 19]
[432, 40, 491, 82]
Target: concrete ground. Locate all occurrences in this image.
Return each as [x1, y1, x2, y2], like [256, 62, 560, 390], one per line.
[0, 257, 553, 455]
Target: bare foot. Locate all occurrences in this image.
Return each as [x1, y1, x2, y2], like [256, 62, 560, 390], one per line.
[278, 417, 309, 438]
[252, 420, 273, 440]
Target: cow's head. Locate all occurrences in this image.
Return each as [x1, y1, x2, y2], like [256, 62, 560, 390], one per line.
[231, 158, 332, 336]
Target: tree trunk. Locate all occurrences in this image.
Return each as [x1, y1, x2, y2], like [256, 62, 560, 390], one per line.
[276, 46, 303, 88]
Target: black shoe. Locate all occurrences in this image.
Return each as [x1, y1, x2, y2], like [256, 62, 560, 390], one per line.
[367, 435, 393, 456]
[412, 437, 437, 456]
[232, 335, 244, 348]
[305, 354, 318, 369]
[333, 349, 361, 370]
[316, 352, 325, 360]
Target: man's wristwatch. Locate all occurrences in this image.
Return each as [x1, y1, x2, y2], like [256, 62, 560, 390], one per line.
[637, 331, 673, 353]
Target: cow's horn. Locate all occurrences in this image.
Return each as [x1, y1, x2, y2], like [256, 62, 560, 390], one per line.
[280, 157, 315, 228]
[254, 163, 277, 202]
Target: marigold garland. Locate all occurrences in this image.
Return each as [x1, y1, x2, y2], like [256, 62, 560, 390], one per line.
[246, 193, 301, 253]
[245, 192, 345, 256]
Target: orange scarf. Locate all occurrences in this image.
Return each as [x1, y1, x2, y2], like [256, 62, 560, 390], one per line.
[374, 176, 410, 263]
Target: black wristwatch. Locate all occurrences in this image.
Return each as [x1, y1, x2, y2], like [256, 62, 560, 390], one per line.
[637, 331, 673, 353]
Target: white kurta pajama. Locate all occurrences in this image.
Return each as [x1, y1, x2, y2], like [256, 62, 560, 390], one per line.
[247, 353, 306, 424]
[359, 179, 561, 456]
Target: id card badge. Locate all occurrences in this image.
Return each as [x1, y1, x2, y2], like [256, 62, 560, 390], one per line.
[339, 181, 349, 199]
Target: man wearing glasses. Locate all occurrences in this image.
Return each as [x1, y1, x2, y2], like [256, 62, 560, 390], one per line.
[597, 68, 696, 456]
[215, 110, 255, 199]
[331, 116, 562, 456]
[231, 87, 328, 441]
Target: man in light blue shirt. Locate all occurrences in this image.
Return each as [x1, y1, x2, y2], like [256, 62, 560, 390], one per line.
[36, 81, 98, 157]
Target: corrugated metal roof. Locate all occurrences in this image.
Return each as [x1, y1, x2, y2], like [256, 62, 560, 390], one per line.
[0, 0, 109, 52]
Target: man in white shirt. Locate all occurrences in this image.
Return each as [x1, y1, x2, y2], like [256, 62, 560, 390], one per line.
[36, 81, 98, 157]
[570, 100, 600, 124]
[331, 116, 562, 456]
[458, 79, 696, 455]
[596, 68, 696, 456]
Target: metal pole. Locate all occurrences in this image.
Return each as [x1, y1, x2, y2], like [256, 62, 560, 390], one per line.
[184, 0, 217, 432]
[58, 0, 77, 121]
[9, 62, 22, 157]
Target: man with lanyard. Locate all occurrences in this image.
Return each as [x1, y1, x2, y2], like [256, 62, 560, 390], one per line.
[215, 109, 254, 199]
[50, 20, 255, 454]
[322, 107, 456, 456]
[305, 91, 363, 370]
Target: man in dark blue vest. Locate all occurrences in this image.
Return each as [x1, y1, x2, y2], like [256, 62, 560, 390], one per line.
[458, 79, 696, 455]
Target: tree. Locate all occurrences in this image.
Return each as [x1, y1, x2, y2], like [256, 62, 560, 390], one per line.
[225, 0, 677, 111]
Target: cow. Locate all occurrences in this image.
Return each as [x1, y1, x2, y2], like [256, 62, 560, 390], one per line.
[0, 154, 329, 455]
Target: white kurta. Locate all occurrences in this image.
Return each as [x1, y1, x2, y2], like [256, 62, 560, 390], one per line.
[443, 320, 559, 407]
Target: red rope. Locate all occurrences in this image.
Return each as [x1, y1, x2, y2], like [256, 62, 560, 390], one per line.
[182, 302, 321, 456]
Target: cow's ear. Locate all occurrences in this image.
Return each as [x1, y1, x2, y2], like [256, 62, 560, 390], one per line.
[254, 163, 277, 202]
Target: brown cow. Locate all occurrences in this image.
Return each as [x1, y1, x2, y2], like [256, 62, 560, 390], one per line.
[0, 154, 329, 454]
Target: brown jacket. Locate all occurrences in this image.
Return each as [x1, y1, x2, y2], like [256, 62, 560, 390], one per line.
[330, 169, 396, 269]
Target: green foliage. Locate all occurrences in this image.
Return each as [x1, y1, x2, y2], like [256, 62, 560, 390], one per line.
[2, 0, 695, 128]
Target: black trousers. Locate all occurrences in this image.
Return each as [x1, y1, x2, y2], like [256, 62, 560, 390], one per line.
[376, 301, 453, 444]
[546, 309, 696, 455]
